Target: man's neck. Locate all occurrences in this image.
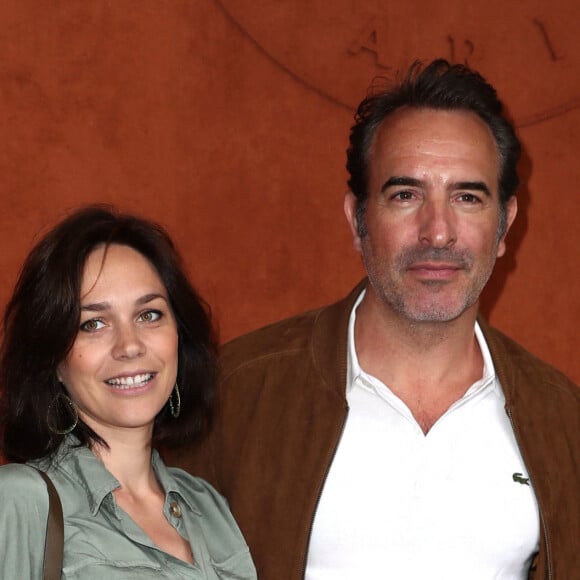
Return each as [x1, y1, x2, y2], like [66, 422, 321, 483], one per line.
[354, 290, 484, 433]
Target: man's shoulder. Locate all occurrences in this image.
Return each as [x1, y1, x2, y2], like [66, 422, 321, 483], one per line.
[483, 322, 579, 398]
[220, 306, 325, 377]
[219, 281, 367, 381]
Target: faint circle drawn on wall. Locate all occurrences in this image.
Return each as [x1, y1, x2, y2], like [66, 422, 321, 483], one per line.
[217, 0, 580, 127]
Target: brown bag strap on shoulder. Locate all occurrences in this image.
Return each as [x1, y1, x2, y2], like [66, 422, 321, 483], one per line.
[34, 468, 64, 580]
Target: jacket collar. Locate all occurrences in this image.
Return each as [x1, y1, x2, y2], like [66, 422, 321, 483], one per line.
[311, 279, 367, 395]
[313, 280, 511, 402]
[476, 316, 519, 407]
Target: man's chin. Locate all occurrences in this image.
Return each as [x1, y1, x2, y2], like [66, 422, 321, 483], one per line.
[394, 299, 473, 324]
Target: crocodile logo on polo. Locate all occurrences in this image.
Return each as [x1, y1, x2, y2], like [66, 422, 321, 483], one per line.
[512, 472, 530, 486]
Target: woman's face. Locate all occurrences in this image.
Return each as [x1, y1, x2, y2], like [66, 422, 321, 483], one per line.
[57, 243, 179, 441]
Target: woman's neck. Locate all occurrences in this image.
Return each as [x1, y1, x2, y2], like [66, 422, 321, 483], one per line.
[90, 427, 158, 495]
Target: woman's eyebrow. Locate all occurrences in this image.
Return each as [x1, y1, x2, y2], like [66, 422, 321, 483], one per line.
[80, 294, 168, 312]
[136, 293, 168, 305]
[80, 302, 109, 312]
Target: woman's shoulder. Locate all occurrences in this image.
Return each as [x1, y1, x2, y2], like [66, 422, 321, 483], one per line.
[0, 463, 49, 499]
[0, 463, 50, 523]
[0, 463, 51, 529]
[0, 464, 54, 578]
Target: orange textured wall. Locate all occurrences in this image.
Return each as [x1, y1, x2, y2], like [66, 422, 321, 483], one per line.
[1, 0, 578, 397]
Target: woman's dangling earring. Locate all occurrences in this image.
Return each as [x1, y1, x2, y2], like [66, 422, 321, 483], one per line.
[47, 391, 78, 435]
[169, 383, 181, 418]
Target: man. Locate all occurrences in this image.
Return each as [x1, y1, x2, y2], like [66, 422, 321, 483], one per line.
[170, 60, 579, 579]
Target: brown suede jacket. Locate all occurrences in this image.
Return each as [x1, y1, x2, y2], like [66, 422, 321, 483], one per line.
[168, 281, 580, 580]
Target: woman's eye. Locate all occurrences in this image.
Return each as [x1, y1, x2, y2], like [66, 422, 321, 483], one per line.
[80, 319, 105, 332]
[138, 310, 162, 323]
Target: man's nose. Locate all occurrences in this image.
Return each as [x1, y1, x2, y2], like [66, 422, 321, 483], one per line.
[418, 199, 457, 248]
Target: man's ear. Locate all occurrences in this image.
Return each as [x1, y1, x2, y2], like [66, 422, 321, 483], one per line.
[497, 196, 518, 258]
[344, 192, 363, 253]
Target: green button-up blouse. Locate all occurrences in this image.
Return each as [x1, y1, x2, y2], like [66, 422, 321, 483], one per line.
[0, 437, 256, 579]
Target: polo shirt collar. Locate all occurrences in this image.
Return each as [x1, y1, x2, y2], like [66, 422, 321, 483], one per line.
[346, 289, 497, 395]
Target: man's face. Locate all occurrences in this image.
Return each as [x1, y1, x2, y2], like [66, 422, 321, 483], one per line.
[345, 107, 517, 324]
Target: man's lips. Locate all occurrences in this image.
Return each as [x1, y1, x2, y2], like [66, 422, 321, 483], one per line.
[407, 263, 463, 280]
[409, 262, 462, 270]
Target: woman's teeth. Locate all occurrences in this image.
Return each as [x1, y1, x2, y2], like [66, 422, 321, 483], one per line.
[106, 373, 154, 389]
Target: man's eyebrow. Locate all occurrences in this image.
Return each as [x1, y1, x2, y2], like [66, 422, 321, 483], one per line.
[380, 176, 423, 192]
[453, 181, 491, 196]
[380, 177, 492, 197]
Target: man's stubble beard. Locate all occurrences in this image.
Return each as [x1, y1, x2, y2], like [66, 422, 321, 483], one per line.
[361, 241, 501, 324]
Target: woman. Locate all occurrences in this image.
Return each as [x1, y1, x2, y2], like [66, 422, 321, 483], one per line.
[0, 206, 256, 579]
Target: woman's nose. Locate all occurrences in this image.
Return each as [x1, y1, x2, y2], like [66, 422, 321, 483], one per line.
[112, 324, 145, 360]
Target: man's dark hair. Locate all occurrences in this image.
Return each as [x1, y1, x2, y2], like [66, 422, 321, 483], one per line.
[0, 205, 217, 461]
[346, 59, 521, 234]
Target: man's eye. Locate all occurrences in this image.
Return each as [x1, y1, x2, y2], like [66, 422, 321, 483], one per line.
[138, 310, 162, 323]
[393, 191, 415, 201]
[457, 193, 481, 203]
[80, 319, 105, 332]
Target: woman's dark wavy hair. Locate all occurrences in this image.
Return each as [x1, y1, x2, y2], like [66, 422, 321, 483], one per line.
[347, 59, 521, 234]
[0, 205, 217, 462]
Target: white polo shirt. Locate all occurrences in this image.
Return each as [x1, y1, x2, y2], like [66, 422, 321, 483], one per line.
[305, 293, 540, 580]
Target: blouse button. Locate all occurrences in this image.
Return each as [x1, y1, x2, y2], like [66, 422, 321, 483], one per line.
[169, 501, 182, 518]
